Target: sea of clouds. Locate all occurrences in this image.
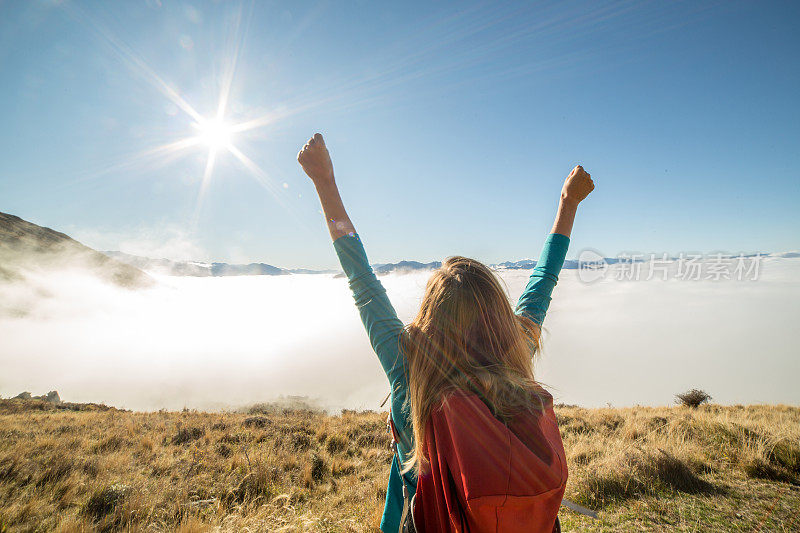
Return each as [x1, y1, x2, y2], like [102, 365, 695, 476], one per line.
[1, 256, 798, 411]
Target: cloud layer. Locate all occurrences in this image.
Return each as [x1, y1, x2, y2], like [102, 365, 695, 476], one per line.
[1, 258, 797, 411]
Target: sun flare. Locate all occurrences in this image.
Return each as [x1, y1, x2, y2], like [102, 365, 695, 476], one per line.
[194, 117, 234, 151]
[73, 2, 294, 223]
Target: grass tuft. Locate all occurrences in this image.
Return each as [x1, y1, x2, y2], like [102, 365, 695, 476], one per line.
[171, 427, 205, 445]
[83, 483, 129, 520]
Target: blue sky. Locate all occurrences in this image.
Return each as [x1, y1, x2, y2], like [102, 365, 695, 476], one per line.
[1, 0, 798, 269]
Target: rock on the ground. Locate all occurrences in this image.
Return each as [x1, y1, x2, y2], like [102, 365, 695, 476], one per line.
[12, 390, 62, 403]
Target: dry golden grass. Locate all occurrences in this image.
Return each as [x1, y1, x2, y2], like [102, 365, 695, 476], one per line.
[0, 400, 798, 532]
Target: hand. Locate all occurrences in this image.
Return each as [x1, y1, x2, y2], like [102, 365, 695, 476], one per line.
[561, 165, 594, 206]
[297, 133, 335, 185]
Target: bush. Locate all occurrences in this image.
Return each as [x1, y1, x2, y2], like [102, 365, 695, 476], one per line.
[676, 389, 712, 408]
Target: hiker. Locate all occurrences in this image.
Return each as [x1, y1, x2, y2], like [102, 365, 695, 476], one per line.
[298, 133, 594, 533]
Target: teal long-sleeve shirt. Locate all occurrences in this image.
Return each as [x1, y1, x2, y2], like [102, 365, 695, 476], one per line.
[333, 231, 570, 533]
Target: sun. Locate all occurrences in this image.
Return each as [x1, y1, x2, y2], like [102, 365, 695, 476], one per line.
[194, 117, 234, 151]
[82, 2, 290, 220]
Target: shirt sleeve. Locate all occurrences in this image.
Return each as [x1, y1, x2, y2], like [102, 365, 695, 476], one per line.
[514, 232, 570, 326]
[334, 233, 416, 527]
[332, 232, 407, 391]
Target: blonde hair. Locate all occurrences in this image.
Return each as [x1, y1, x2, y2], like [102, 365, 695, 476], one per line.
[400, 256, 546, 475]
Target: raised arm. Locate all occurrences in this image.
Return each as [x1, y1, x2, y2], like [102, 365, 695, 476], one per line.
[297, 133, 355, 241]
[515, 165, 594, 325]
[297, 134, 406, 388]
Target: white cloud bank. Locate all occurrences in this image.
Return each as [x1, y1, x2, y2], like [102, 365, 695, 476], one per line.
[1, 257, 798, 411]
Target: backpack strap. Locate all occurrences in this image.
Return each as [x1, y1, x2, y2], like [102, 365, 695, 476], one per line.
[387, 413, 413, 533]
[560, 498, 598, 518]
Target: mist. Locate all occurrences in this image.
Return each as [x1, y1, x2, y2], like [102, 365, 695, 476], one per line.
[1, 257, 798, 411]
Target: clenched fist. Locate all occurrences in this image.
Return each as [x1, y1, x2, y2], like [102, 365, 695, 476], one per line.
[561, 165, 594, 205]
[297, 133, 334, 185]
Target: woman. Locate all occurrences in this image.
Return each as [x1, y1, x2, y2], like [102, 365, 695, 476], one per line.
[298, 133, 594, 532]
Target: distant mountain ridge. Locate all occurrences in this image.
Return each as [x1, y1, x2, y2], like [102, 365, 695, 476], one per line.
[372, 260, 442, 274]
[103, 251, 338, 277]
[105, 251, 451, 277]
[102, 252, 589, 277]
[2, 212, 792, 284]
[107, 250, 793, 278]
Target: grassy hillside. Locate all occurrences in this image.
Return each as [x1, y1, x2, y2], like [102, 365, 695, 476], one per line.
[0, 400, 798, 532]
[0, 212, 151, 292]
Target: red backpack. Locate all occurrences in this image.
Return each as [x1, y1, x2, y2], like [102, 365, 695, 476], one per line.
[390, 388, 567, 533]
